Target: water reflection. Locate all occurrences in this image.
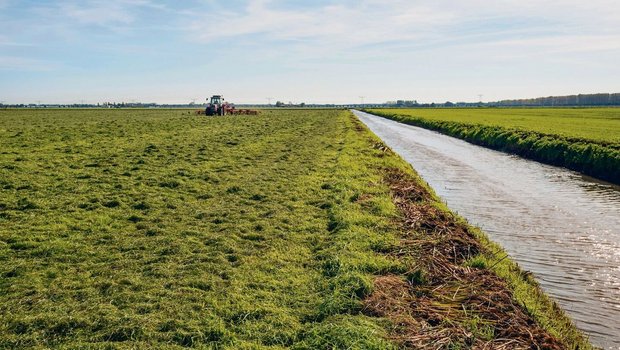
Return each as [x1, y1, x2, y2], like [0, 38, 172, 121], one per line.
[354, 110, 620, 349]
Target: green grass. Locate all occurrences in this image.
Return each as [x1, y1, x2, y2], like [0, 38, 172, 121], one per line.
[0, 108, 400, 349]
[0, 108, 590, 349]
[369, 108, 620, 143]
[367, 108, 620, 184]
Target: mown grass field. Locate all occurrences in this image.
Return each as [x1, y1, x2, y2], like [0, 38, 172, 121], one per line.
[367, 108, 620, 184]
[0, 109, 590, 349]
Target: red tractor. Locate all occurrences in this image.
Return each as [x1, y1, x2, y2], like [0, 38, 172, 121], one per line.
[205, 95, 231, 116]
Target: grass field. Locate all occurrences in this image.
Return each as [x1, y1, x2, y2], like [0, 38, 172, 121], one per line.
[0, 109, 590, 348]
[369, 108, 620, 143]
[367, 108, 620, 184]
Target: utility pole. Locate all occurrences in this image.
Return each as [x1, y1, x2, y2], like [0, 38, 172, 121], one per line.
[266, 97, 273, 106]
[477, 94, 483, 103]
[359, 96, 365, 108]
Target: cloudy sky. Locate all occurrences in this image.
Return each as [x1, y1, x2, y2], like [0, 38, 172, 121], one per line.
[1, 0, 619, 104]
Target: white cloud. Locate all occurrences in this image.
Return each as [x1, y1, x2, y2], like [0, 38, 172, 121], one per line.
[186, 0, 620, 55]
[0, 0, 172, 43]
[189, 0, 455, 47]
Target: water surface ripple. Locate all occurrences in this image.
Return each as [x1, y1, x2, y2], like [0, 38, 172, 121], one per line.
[353, 110, 620, 349]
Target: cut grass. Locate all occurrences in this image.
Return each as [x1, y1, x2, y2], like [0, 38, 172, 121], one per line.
[366, 108, 620, 184]
[0, 108, 398, 349]
[0, 108, 590, 349]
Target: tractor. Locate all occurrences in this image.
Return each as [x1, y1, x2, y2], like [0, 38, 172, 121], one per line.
[205, 95, 229, 116]
[200, 95, 259, 116]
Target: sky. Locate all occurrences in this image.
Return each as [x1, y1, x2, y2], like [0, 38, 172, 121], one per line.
[0, 0, 619, 104]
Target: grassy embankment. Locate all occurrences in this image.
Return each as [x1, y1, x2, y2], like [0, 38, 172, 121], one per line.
[366, 108, 620, 184]
[0, 109, 590, 348]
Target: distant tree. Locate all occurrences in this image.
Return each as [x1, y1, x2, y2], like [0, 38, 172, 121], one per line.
[494, 93, 619, 107]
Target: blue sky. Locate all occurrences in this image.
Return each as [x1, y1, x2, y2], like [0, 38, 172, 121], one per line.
[1, 0, 619, 104]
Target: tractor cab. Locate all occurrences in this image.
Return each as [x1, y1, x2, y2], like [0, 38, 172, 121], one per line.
[210, 95, 223, 105]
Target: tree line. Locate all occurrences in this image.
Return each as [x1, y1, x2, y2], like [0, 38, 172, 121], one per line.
[492, 93, 620, 107]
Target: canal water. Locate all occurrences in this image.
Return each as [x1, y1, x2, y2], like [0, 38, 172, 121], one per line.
[353, 110, 620, 349]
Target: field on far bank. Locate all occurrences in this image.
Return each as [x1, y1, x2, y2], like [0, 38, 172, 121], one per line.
[367, 107, 620, 184]
[369, 108, 620, 144]
[0, 109, 589, 349]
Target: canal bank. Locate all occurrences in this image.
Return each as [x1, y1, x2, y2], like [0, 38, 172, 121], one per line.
[353, 110, 620, 349]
